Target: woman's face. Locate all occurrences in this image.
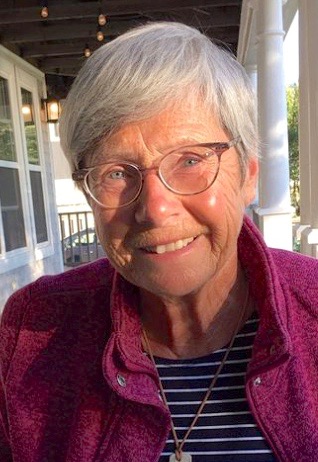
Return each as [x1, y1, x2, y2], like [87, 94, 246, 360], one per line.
[89, 98, 258, 298]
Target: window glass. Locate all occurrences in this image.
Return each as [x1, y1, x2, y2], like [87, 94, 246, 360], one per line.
[0, 77, 16, 162]
[30, 171, 48, 243]
[21, 88, 39, 165]
[0, 167, 26, 251]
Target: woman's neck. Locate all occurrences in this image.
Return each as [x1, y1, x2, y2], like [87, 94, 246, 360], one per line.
[140, 264, 253, 359]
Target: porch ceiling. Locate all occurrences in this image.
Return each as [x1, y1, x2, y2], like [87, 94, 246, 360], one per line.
[0, 0, 242, 98]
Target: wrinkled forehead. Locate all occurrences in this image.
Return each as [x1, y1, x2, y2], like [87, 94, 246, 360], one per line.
[85, 97, 226, 166]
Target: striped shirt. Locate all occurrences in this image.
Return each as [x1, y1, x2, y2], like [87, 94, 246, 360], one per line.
[156, 314, 276, 461]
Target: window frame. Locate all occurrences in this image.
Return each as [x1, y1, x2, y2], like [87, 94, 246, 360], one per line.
[17, 69, 52, 251]
[0, 54, 55, 274]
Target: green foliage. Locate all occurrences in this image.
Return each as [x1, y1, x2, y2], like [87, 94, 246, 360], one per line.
[25, 125, 39, 165]
[286, 84, 300, 216]
[0, 121, 16, 161]
[0, 122, 39, 164]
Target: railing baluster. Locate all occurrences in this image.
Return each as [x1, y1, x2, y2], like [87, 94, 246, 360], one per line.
[58, 210, 106, 268]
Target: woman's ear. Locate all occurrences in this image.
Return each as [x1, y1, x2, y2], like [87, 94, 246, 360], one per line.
[242, 157, 259, 207]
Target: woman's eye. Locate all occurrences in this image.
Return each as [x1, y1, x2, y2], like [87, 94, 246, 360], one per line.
[179, 155, 203, 168]
[108, 170, 126, 180]
[184, 157, 200, 166]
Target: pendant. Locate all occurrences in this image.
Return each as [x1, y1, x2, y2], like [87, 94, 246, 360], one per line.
[169, 453, 192, 462]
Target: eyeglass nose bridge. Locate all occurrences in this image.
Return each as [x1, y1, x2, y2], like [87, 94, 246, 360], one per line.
[132, 163, 172, 201]
[133, 150, 223, 201]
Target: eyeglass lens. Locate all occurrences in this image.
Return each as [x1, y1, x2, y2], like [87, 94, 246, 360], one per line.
[159, 149, 219, 194]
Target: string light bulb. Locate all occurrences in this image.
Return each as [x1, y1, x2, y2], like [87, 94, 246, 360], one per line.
[98, 13, 107, 26]
[96, 28, 104, 42]
[40, 5, 49, 18]
[84, 44, 91, 58]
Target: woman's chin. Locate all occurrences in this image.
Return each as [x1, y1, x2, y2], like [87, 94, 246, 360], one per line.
[122, 264, 214, 299]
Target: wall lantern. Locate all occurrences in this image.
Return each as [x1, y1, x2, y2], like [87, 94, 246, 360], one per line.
[43, 98, 61, 123]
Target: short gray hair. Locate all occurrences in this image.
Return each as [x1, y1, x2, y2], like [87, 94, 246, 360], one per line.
[59, 21, 258, 173]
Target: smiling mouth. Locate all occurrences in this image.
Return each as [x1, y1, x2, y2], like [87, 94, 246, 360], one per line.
[143, 237, 195, 254]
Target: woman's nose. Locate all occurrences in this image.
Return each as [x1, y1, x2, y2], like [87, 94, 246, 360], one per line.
[134, 173, 181, 226]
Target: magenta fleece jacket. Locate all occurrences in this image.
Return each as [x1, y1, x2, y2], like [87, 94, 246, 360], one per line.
[1, 216, 318, 462]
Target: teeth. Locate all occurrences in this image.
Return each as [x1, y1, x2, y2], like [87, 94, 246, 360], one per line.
[145, 237, 195, 254]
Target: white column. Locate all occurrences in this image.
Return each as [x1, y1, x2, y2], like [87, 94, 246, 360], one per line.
[298, 0, 318, 257]
[254, 0, 293, 250]
[245, 63, 258, 218]
[245, 63, 258, 92]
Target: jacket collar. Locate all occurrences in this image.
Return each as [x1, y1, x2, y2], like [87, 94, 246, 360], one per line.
[103, 215, 292, 392]
[238, 216, 292, 377]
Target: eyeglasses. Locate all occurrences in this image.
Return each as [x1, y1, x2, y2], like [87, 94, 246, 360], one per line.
[72, 137, 240, 209]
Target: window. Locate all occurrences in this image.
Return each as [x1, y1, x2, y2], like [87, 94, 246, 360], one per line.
[0, 57, 54, 272]
[0, 76, 27, 252]
[21, 87, 48, 244]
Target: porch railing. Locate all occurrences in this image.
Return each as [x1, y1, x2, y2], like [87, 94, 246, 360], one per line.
[59, 211, 106, 267]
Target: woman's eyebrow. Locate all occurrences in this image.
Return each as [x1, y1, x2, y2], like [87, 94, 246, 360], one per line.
[93, 149, 146, 164]
[94, 138, 221, 165]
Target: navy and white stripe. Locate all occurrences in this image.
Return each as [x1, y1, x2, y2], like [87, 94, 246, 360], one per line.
[156, 314, 276, 461]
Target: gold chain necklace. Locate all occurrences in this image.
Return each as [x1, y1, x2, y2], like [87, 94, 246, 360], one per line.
[142, 290, 250, 462]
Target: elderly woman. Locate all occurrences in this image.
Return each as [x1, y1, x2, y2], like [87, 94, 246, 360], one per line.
[1, 22, 318, 462]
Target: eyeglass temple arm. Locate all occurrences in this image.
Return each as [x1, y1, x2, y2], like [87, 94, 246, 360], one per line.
[205, 137, 241, 157]
[72, 170, 87, 181]
[202, 136, 241, 151]
[228, 136, 241, 147]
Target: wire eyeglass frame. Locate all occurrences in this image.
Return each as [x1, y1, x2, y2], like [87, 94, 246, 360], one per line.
[72, 137, 241, 209]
